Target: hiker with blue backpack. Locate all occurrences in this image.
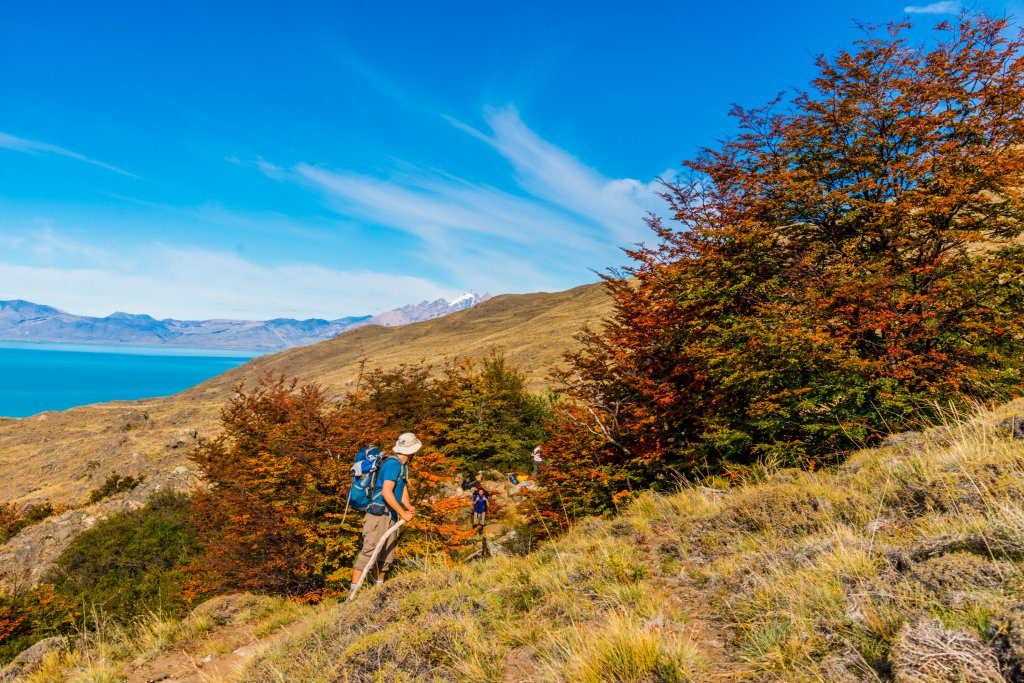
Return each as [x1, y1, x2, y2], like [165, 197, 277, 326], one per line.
[348, 432, 422, 594]
[472, 487, 489, 529]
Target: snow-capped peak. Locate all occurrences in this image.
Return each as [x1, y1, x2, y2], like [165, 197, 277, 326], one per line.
[449, 291, 480, 307]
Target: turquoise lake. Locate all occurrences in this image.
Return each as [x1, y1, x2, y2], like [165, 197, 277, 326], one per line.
[0, 341, 261, 418]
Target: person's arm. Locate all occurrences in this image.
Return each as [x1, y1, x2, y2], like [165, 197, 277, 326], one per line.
[382, 480, 414, 522]
[402, 480, 414, 513]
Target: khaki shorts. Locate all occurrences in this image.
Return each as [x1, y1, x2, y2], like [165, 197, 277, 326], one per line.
[353, 513, 401, 574]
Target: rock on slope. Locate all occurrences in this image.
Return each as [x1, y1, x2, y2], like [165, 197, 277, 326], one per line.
[0, 464, 203, 585]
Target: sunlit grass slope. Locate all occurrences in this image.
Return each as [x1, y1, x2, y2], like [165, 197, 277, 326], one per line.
[40, 402, 1024, 682]
[187, 281, 611, 398]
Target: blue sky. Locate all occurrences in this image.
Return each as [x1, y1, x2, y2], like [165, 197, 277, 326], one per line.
[0, 0, 1020, 320]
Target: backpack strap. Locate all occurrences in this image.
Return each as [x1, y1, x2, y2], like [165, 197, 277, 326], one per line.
[368, 454, 405, 511]
[368, 455, 392, 498]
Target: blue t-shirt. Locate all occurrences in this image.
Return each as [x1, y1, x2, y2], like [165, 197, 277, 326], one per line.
[473, 493, 489, 513]
[372, 456, 408, 520]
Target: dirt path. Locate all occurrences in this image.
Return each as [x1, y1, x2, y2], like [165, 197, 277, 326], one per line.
[640, 523, 744, 680]
[125, 622, 289, 683]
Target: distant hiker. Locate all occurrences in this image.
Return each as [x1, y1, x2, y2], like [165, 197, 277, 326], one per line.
[472, 488, 490, 528]
[350, 432, 422, 592]
[461, 472, 480, 492]
[532, 445, 543, 475]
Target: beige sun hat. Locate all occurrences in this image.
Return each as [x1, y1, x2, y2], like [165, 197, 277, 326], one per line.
[393, 432, 422, 455]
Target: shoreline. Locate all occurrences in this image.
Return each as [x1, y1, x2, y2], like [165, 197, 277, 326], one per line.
[0, 340, 266, 358]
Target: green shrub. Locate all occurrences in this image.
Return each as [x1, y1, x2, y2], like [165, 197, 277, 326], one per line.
[86, 473, 144, 504]
[0, 502, 55, 543]
[434, 353, 551, 472]
[351, 352, 552, 473]
[48, 490, 199, 623]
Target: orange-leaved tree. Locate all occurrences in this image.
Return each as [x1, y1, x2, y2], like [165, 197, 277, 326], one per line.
[554, 14, 1024, 498]
[0, 582, 78, 665]
[188, 375, 390, 599]
[188, 370, 489, 599]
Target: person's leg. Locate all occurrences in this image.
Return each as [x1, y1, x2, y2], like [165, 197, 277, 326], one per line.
[375, 518, 401, 580]
[352, 514, 388, 587]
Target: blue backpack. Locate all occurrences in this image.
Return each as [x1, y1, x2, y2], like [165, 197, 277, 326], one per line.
[347, 446, 390, 516]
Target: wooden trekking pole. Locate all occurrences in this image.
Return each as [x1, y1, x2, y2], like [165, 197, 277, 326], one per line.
[348, 518, 406, 601]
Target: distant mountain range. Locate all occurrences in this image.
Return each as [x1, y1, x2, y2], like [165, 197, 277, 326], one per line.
[0, 292, 491, 352]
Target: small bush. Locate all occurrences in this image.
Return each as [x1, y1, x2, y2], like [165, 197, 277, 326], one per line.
[48, 490, 199, 623]
[502, 521, 537, 556]
[0, 584, 78, 665]
[0, 502, 55, 544]
[86, 473, 144, 505]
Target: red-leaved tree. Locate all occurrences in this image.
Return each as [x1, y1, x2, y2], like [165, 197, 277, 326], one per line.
[553, 15, 1024, 500]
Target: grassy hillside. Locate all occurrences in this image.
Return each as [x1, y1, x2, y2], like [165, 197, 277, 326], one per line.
[29, 402, 1024, 682]
[0, 283, 610, 509]
[186, 282, 610, 399]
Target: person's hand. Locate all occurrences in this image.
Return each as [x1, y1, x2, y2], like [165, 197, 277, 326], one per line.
[406, 505, 416, 514]
[400, 508, 416, 522]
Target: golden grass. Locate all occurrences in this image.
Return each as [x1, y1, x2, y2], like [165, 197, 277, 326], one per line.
[542, 612, 706, 683]
[37, 400, 1024, 681]
[19, 595, 304, 682]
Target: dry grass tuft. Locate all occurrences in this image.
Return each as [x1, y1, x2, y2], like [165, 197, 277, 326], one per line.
[891, 618, 1005, 682]
[542, 611, 705, 683]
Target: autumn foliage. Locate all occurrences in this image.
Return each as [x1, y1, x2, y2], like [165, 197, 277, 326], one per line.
[188, 354, 549, 599]
[0, 502, 55, 544]
[0, 583, 78, 665]
[186, 378, 376, 599]
[553, 15, 1024, 499]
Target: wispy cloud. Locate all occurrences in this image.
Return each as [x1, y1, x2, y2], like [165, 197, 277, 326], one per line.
[254, 157, 285, 180]
[0, 228, 451, 319]
[294, 165, 604, 253]
[904, 1, 961, 14]
[275, 107, 669, 293]
[455, 106, 671, 243]
[292, 164, 608, 293]
[0, 131, 139, 178]
[28, 224, 115, 264]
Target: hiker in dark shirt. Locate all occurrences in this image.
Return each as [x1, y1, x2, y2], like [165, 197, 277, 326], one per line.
[472, 488, 489, 528]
